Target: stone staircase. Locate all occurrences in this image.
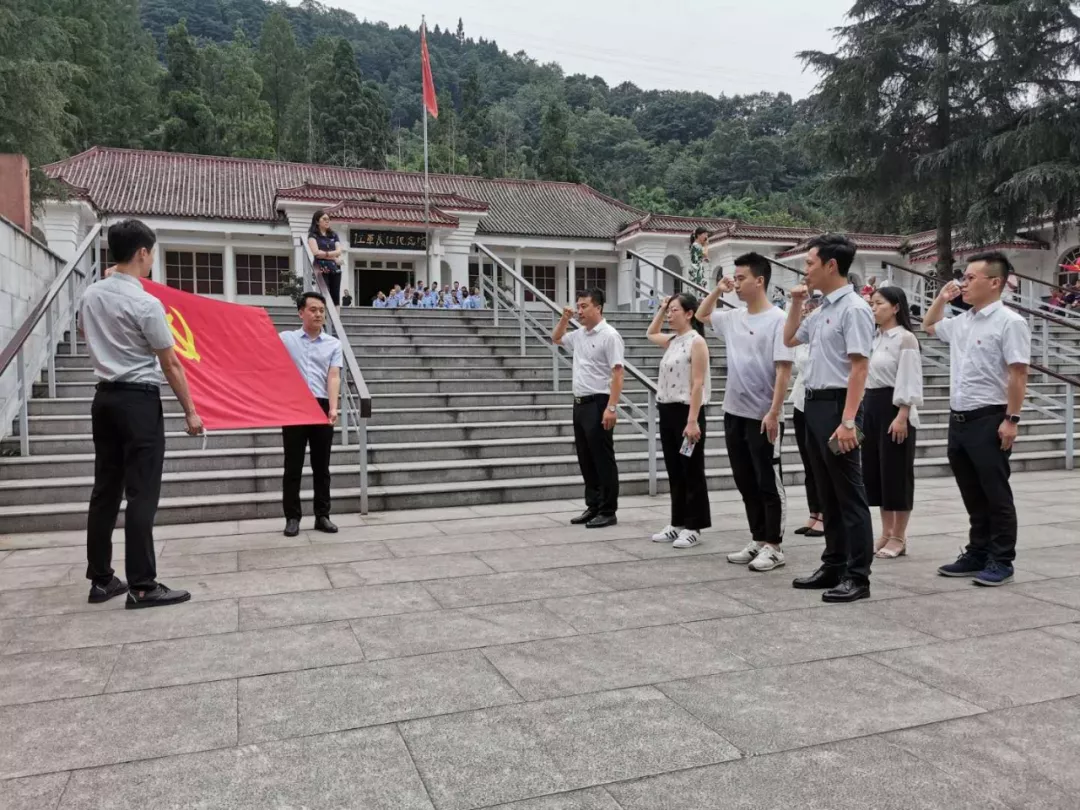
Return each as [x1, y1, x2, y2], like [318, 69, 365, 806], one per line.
[1, 305, 1077, 533]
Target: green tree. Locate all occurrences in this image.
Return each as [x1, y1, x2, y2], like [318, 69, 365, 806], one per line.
[318, 38, 388, 168]
[257, 11, 301, 157]
[280, 39, 334, 163]
[160, 19, 217, 154]
[537, 101, 578, 182]
[203, 30, 274, 158]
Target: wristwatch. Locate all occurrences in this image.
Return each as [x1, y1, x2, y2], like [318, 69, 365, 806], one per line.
[841, 419, 857, 430]
[606, 405, 617, 413]
[1006, 414, 1021, 424]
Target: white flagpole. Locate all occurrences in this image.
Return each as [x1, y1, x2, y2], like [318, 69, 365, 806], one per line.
[422, 17, 431, 288]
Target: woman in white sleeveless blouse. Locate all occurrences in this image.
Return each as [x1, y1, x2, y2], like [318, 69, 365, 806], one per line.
[646, 293, 712, 548]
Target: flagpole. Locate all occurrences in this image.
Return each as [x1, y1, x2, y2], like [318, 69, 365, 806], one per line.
[422, 16, 431, 288]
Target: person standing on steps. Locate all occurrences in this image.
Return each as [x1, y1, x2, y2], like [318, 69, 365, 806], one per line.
[688, 227, 711, 288]
[647, 294, 712, 549]
[924, 251, 1031, 587]
[307, 210, 343, 307]
[280, 292, 342, 538]
[697, 252, 794, 572]
[783, 234, 876, 603]
[80, 219, 201, 610]
[553, 287, 625, 529]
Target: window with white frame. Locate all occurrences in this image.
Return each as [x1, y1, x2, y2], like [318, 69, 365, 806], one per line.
[1058, 247, 1080, 288]
[236, 254, 290, 296]
[165, 251, 224, 294]
[523, 264, 556, 302]
[575, 266, 608, 297]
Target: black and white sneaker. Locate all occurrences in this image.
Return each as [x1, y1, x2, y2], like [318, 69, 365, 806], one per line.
[88, 576, 127, 604]
[126, 583, 192, 610]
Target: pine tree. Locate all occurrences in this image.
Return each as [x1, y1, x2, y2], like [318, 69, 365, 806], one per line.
[537, 101, 578, 182]
[318, 38, 388, 168]
[257, 11, 300, 158]
[280, 39, 334, 163]
[456, 18, 465, 45]
[460, 66, 485, 174]
[203, 30, 275, 158]
[160, 19, 218, 154]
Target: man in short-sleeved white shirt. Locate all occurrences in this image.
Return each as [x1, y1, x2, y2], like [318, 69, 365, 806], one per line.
[697, 252, 794, 573]
[553, 287, 625, 528]
[924, 251, 1031, 586]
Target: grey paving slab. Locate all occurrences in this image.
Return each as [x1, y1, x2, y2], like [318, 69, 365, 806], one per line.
[471, 499, 582, 517]
[607, 736, 1009, 810]
[863, 589, 1080, 640]
[869, 629, 1080, 710]
[399, 686, 740, 810]
[325, 552, 494, 587]
[169, 565, 332, 602]
[542, 583, 757, 634]
[436, 514, 562, 536]
[871, 563, 1047, 595]
[475, 542, 640, 573]
[608, 535, 745, 559]
[884, 698, 1080, 810]
[161, 531, 311, 556]
[55, 552, 240, 583]
[484, 625, 751, 700]
[351, 600, 577, 660]
[510, 523, 658, 547]
[58, 726, 435, 810]
[0, 773, 70, 810]
[0, 646, 119, 707]
[0, 564, 77, 591]
[308, 520, 444, 544]
[3, 600, 238, 654]
[0, 680, 236, 779]
[238, 582, 439, 630]
[422, 569, 613, 609]
[487, 788, 621, 810]
[238, 649, 522, 744]
[1017, 542, 1080, 577]
[684, 604, 939, 668]
[657, 656, 983, 755]
[0, 546, 88, 568]
[384, 530, 533, 557]
[581, 555, 753, 590]
[704, 570, 913, 612]
[0, 584, 124, 620]
[106, 621, 364, 691]
[236, 540, 390, 570]
[1043, 622, 1080, 643]
[1015, 576, 1080, 609]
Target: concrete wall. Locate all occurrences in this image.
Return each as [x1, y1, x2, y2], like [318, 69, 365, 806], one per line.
[0, 216, 65, 442]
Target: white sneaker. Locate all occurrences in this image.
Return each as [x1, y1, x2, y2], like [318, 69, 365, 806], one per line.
[748, 545, 785, 572]
[651, 525, 683, 543]
[727, 540, 765, 564]
[672, 529, 701, 549]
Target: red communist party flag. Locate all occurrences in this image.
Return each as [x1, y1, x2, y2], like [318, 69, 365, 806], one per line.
[421, 23, 439, 119]
[140, 279, 329, 430]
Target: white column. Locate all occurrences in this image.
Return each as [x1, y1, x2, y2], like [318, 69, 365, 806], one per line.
[514, 252, 523, 299]
[567, 257, 577, 305]
[152, 244, 165, 284]
[224, 240, 236, 301]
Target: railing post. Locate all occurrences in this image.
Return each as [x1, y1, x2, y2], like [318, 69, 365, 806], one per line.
[1042, 316, 1049, 367]
[1067, 385, 1075, 471]
[16, 347, 29, 457]
[69, 275, 78, 357]
[633, 256, 640, 313]
[359, 419, 369, 515]
[551, 310, 559, 392]
[647, 391, 657, 497]
[517, 280, 526, 358]
[45, 303, 57, 399]
[340, 365, 350, 448]
[493, 274, 499, 327]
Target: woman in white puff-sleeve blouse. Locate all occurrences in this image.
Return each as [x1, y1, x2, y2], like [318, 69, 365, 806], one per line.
[865, 286, 924, 559]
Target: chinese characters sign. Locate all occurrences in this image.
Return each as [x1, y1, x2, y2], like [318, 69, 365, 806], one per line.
[350, 229, 427, 251]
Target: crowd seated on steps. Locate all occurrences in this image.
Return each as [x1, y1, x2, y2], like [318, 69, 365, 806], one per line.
[367, 282, 487, 309]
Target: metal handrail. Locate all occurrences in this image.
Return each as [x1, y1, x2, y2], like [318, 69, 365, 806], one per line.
[1, 223, 102, 455]
[296, 238, 371, 513]
[474, 241, 660, 495]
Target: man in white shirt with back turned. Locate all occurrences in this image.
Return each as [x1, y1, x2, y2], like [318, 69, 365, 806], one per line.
[924, 251, 1030, 587]
[553, 287, 625, 528]
[698, 252, 794, 572]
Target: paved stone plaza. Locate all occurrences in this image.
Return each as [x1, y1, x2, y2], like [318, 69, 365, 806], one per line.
[1, 470, 1079, 809]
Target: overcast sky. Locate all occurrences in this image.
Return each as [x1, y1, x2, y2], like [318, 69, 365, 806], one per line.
[328, 0, 856, 98]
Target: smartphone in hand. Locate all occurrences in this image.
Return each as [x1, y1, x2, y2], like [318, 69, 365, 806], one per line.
[828, 426, 864, 455]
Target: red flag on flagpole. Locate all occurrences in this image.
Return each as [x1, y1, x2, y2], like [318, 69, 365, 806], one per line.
[139, 279, 330, 430]
[421, 23, 439, 119]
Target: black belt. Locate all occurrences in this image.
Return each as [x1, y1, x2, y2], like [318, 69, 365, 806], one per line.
[804, 388, 847, 402]
[96, 381, 160, 393]
[864, 387, 894, 398]
[950, 404, 1006, 423]
[573, 394, 608, 405]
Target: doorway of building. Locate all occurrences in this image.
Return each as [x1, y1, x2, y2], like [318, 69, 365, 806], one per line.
[353, 258, 415, 305]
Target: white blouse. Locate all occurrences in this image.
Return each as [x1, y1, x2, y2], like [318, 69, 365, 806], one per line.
[657, 331, 711, 405]
[868, 326, 923, 427]
[789, 343, 811, 411]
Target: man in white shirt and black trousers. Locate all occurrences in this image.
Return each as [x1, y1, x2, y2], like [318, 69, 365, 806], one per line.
[553, 287, 625, 528]
[697, 252, 794, 573]
[783, 234, 877, 603]
[924, 251, 1031, 586]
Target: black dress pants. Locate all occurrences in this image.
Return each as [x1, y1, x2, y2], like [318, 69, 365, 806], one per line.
[947, 406, 1017, 563]
[86, 384, 166, 590]
[322, 269, 342, 307]
[803, 394, 874, 584]
[658, 403, 711, 531]
[792, 407, 821, 515]
[572, 395, 619, 516]
[725, 412, 786, 544]
[282, 398, 334, 520]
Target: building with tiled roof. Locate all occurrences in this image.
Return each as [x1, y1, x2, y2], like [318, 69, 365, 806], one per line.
[35, 147, 1079, 307]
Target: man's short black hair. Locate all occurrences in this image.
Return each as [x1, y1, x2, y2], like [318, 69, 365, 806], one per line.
[577, 287, 605, 310]
[967, 250, 1014, 283]
[733, 252, 772, 287]
[806, 233, 857, 277]
[297, 291, 326, 311]
[106, 219, 156, 264]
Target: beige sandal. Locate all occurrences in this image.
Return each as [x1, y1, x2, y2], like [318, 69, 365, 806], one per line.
[875, 536, 907, 559]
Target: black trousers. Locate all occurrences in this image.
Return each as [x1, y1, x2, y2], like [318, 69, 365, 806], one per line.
[793, 407, 822, 515]
[86, 384, 165, 589]
[863, 388, 916, 511]
[322, 269, 342, 307]
[725, 412, 786, 544]
[947, 406, 1017, 563]
[572, 395, 619, 515]
[282, 398, 334, 520]
[658, 403, 711, 531]
[803, 395, 874, 584]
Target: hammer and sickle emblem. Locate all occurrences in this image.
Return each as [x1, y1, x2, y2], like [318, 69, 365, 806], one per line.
[166, 306, 201, 362]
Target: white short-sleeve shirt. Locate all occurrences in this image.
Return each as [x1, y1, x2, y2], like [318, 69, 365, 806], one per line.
[794, 285, 875, 390]
[710, 305, 794, 420]
[560, 319, 625, 396]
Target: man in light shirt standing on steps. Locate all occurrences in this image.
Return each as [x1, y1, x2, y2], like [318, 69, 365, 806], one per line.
[553, 287, 625, 529]
[698, 252, 794, 572]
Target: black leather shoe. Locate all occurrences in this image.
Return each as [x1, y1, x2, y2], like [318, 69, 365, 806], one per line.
[792, 567, 842, 590]
[822, 579, 871, 603]
[570, 510, 599, 525]
[284, 518, 300, 537]
[88, 576, 127, 604]
[314, 516, 338, 534]
[586, 514, 618, 529]
[125, 583, 191, 610]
